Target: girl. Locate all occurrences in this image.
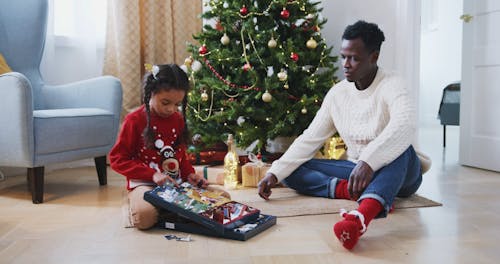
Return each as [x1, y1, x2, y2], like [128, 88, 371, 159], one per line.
[110, 63, 208, 230]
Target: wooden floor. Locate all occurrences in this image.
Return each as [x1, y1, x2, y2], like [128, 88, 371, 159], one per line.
[1, 125, 499, 264]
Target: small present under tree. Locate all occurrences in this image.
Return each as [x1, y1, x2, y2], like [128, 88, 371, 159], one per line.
[184, 0, 338, 153]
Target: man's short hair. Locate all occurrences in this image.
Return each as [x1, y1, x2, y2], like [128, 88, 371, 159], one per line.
[342, 20, 385, 53]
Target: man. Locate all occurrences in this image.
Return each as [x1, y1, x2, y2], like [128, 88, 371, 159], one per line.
[258, 20, 430, 250]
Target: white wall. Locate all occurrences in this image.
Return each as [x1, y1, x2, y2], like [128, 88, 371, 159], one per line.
[319, 0, 397, 80]
[419, 0, 463, 127]
[319, 1, 420, 104]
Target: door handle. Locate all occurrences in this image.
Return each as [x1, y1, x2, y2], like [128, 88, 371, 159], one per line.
[460, 14, 473, 23]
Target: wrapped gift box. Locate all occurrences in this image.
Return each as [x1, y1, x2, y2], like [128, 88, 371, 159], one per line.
[241, 162, 271, 187]
[194, 165, 224, 185]
[194, 165, 242, 186]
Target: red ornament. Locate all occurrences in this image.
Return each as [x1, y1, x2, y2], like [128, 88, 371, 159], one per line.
[290, 52, 299, 62]
[199, 45, 208, 55]
[240, 6, 248, 16]
[242, 63, 252, 71]
[215, 20, 224, 31]
[280, 8, 290, 19]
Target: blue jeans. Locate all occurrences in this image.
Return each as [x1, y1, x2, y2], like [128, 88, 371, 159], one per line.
[282, 145, 422, 218]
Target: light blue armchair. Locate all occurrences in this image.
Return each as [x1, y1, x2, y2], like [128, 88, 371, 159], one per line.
[0, 0, 123, 203]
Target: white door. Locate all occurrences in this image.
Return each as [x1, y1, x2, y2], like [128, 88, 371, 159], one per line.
[459, 0, 500, 172]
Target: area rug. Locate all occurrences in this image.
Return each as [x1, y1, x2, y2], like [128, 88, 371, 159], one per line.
[122, 186, 441, 227]
[227, 187, 442, 217]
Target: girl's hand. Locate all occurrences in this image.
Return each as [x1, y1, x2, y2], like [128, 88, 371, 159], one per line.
[187, 173, 208, 188]
[153, 172, 179, 187]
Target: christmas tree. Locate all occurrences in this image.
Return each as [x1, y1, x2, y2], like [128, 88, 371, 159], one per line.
[184, 0, 338, 153]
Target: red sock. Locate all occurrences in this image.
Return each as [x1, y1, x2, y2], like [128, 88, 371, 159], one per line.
[357, 198, 383, 226]
[333, 198, 383, 250]
[334, 180, 350, 200]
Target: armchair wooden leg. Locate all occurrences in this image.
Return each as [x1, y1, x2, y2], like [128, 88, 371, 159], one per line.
[28, 167, 44, 204]
[94, 156, 107, 186]
[443, 125, 446, 148]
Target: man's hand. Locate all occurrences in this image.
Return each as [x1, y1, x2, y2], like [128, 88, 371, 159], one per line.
[348, 161, 374, 200]
[258, 173, 278, 200]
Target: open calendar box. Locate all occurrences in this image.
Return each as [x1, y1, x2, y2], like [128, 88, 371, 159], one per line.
[144, 182, 276, 240]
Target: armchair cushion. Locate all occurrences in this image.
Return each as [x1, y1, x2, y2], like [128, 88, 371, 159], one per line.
[0, 53, 12, 74]
[34, 108, 115, 155]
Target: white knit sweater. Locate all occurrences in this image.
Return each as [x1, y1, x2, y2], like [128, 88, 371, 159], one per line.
[268, 68, 429, 182]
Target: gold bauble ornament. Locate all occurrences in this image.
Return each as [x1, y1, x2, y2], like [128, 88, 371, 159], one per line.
[220, 33, 230, 45]
[184, 57, 193, 67]
[262, 91, 272, 102]
[306, 38, 318, 49]
[277, 70, 288, 82]
[268, 38, 277, 48]
[283, 83, 289, 89]
[201, 91, 209, 101]
[301, 107, 307, 114]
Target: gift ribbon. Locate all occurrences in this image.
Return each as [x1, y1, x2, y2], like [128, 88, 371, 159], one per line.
[203, 166, 208, 179]
[247, 153, 264, 167]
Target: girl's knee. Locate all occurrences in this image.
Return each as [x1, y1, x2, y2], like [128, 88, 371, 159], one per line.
[131, 204, 159, 230]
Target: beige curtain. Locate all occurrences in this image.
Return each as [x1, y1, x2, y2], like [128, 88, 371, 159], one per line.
[104, 0, 202, 117]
